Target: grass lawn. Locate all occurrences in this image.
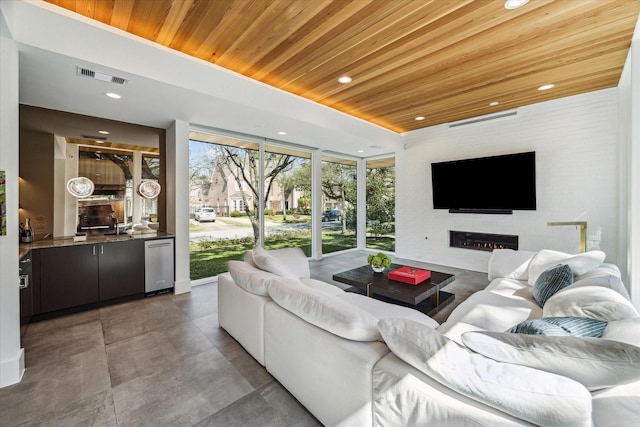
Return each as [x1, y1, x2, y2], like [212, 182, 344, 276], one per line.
[215, 217, 253, 227]
[365, 236, 396, 251]
[189, 230, 386, 280]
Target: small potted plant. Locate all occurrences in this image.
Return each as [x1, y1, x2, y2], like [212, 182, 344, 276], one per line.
[367, 252, 391, 273]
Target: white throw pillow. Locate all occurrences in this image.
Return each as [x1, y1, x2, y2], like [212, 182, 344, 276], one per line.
[267, 277, 381, 342]
[461, 331, 640, 391]
[337, 293, 439, 329]
[487, 249, 536, 281]
[252, 245, 298, 278]
[377, 318, 592, 427]
[268, 247, 310, 278]
[300, 278, 344, 296]
[243, 250, 258, 268]
[543, 285, 639, 322]
[602, 318, 640, 347]
[528, 249, 605, 286]
[227, 260, 278, 296]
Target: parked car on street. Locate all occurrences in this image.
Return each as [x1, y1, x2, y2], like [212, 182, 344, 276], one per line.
[195, 208, 216, 222]
[321, 209, 342, 222]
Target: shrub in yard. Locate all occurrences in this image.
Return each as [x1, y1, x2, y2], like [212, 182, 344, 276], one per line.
[230, 210, 243, 217]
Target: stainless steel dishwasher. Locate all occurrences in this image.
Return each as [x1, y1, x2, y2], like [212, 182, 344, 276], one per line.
[144, 238, 174, 295]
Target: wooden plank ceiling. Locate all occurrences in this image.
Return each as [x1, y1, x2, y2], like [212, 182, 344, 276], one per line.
[45, 0, 640, 133]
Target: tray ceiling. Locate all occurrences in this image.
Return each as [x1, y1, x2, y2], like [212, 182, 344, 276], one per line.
[44, 0, 640, 133]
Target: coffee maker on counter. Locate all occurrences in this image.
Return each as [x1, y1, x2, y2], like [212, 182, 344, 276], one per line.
[20, 217, 33, 243]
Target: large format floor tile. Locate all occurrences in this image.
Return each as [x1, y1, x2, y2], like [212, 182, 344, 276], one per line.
[111, 348, 253, 426]
[0, 346, 112, 426]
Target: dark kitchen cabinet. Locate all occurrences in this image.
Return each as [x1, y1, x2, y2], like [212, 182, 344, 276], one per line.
[38, 239, 145, 314]
[98, 240, 144, 301]
[19, 251, 34, 337]
[40, 244, 99, 313]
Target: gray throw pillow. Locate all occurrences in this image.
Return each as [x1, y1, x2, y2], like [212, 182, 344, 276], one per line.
[506, 317, 608, 337]
[533, 263, 573, 306]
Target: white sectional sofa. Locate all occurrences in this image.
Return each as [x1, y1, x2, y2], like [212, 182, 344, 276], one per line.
[217, 246, 640, 426]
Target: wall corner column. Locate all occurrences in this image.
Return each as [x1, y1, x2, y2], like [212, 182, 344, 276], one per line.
[0, 12, 24, 388]
[165, 120, 191, 294]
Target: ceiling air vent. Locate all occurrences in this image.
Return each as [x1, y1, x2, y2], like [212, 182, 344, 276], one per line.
[81, 135, 108, 140]
[76, 66, 128, 85]
[448, 109, 518, 128]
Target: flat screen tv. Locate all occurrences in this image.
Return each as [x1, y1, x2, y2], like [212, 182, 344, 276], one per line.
[431, 151, 536, 214]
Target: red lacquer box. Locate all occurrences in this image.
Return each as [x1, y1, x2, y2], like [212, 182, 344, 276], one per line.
[388, 266, 431, 285]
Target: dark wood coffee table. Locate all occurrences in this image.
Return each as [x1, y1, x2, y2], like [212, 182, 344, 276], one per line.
[332, 263, 455, 316]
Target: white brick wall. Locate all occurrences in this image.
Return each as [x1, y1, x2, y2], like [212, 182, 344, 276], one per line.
[396, 88, 620, 273]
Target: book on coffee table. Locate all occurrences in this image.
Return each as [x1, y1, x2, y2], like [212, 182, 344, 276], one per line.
[388, 266, 431, 285]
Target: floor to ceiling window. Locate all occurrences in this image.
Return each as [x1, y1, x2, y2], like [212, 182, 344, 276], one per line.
[321, 155, 357, 254]
[187, 129, 389, 280]
[188, 131, 314, 280]
[366, 157, 395, 252]
[263, 145, 312, 255]
[188, 131, 259, 280]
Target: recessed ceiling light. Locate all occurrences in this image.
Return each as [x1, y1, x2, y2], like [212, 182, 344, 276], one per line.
[538, 84, 555, 91]
[98, 130, 110, 135]
[338, 76, 352, 84]
[489, 101, 500, 106]
[357, 150, 364, 153]
[278, 131, 287, 135]
[504, 0, 529, 10]
[105, 92, 121, 99]
[415, 116, 425, 121]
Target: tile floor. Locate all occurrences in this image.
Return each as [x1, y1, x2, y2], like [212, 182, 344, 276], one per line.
[0, 250, 488, 427]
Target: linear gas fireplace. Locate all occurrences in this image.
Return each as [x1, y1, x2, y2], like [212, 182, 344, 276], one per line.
[450, 230, 518, 252]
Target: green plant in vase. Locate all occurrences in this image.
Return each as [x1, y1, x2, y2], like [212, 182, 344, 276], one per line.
[367, 252, 391, 273]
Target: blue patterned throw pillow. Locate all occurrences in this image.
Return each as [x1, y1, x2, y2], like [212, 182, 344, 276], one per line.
[506, 317, 608, 337]
[533, 263, 573, 306]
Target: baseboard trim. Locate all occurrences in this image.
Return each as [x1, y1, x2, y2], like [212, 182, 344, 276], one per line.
[0, 347, 25, 388]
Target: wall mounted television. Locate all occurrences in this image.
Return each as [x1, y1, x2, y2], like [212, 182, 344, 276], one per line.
[431, 151, 536, 214]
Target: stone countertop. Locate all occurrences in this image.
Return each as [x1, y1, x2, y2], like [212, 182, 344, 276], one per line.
[19, 232, 175, 259]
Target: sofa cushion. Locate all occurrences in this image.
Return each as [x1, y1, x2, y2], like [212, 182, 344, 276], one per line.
[506, 317, 607, 337]
[527, 249, 605, 286]
[378, 318, 592, 427]
[337, 293, 439, 329]
[601, 318, 640, 347]
[442, 290, 542, 332]
[300, 278, 344, 296]
[253, 245, 304, 278]
[543, 285, 639, 322]
[487, 249, 536, 281]
[566, 272, 631, 301]
[462, 331, 640, 391]
[484, 277, 533, 299]
[532, 264, 573, 306]
[267, 277, 381, 341]
[227, 260, 278, 296]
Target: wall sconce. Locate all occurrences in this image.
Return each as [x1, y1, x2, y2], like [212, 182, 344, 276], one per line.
[66, 177, 95, 198]
[547, 221, 587, 253]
